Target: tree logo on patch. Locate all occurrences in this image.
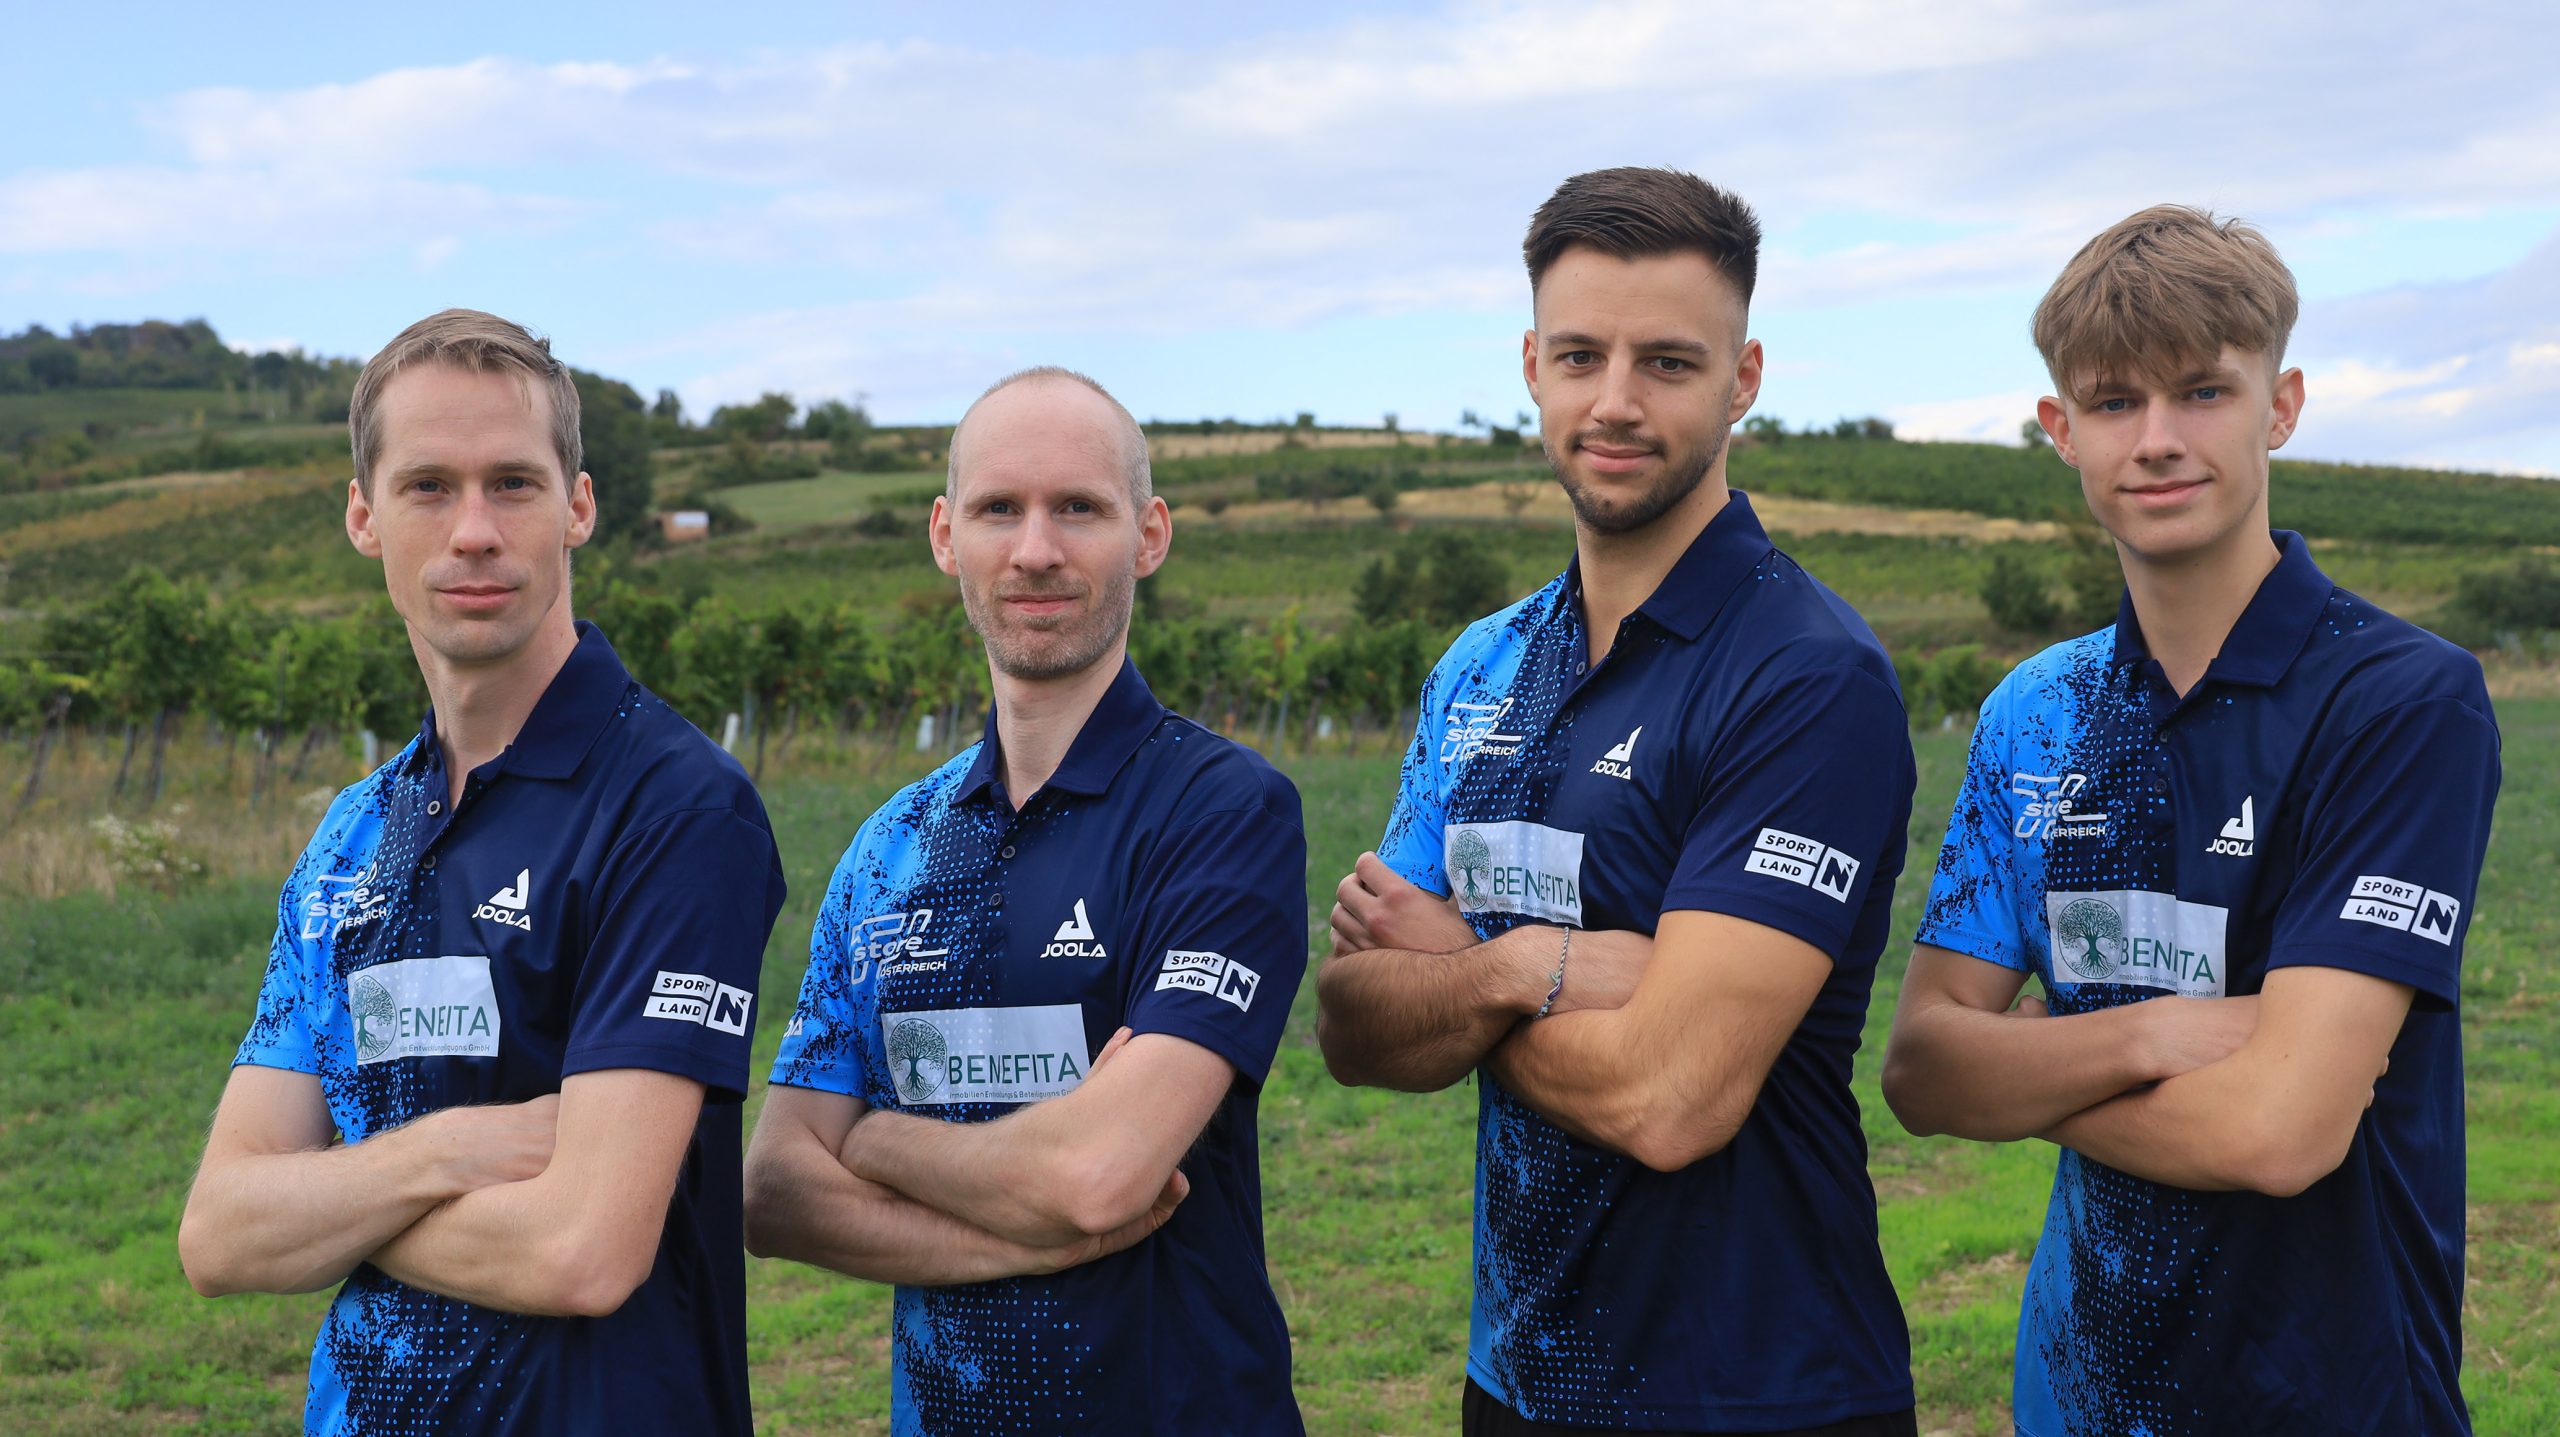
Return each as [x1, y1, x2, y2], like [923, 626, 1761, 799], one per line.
[1450, 828, 1493, 908]
[2055, 898, 2126, 982]
[887, 1017, 948, 1104]
[351, 973, 397, 1063]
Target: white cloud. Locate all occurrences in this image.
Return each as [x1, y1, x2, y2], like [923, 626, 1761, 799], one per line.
[1885, 389, 2047, 446]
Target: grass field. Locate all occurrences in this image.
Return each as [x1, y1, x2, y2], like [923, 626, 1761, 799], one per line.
[3, 702, 2554, 1435]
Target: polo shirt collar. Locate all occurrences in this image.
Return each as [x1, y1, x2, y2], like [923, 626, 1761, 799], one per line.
[1562, 488, 1775, 643]
[407, 621, 632, 782]
[2109, 530, 2332, 687]
[955, 656, 1165, 806]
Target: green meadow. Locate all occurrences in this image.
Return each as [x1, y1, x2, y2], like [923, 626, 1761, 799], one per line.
[4, 703, 2555, 1435]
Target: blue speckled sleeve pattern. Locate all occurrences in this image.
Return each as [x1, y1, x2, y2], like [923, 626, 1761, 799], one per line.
[1915, 671, 2036, 972]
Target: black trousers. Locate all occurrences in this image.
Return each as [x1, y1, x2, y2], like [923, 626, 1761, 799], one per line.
[1462, 1380, 1919, 1437]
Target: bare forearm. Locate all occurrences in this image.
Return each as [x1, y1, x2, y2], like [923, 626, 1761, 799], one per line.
[180, 1131, 461, 1297]
[746, 1142, 1071, 1286]
[1486, 1010, 1747, 1170]
[2042, 1061, 2345, 1197]
[2041, 1085, 2256, 1191]
[840, 1108, 1111, 1247]
[368, 1177, 597, 1314]
[1315, 928, 1552, 1091]
[1883, 1000, 2165, 1141]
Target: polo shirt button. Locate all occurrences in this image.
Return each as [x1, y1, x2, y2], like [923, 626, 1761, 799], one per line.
[422, 854, 436, 871]
[2148, 771, 2172, 795]
[427, 800, 442, 816]
[1000, 845, 1016, 860]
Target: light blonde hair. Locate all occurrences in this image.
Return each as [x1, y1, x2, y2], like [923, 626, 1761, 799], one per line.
[2032, 205, 2300, 404]
[349, 308, 582, 492]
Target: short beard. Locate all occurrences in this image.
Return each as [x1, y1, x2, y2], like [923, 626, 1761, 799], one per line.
[961, 565, 1136, 682]
[1545, 424, 1724, 536]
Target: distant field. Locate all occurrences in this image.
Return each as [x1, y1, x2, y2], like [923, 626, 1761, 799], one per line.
[4, 705, 2554, 1434]
[715, 469, 945, 534]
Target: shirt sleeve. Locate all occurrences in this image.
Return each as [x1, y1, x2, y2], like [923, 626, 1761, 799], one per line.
[561, 806, 787, 1100]
[1659, 664, 1916, 965]
[1375, 664, 1450, 895]
[1121, 789, 1311, 1085]
[233, 884, 323, 1074]
[2265, 696, 2500, 1010]
[768, 827, 887, 1102]
[1912, 676, 2037, 971]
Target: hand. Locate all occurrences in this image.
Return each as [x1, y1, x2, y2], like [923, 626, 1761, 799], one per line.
[1033, 1166, 1190, 1274]
[1542, 928, 1653, 1016]
[1332, 851, 1475, 955]
[2136, 995, 2261, 1083]
[415, 1094, 560, 1192]
[1090, 1026, 1135, 1072]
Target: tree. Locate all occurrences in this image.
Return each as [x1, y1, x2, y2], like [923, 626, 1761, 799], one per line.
[573, 369, 657, 549]
[1365, 481, 1400, 521]
[711, 392, 798, 442]
[1979, 552, 2061, 634]
[2021, 417, 2051, 450]
[1742, 414, 1787, 445]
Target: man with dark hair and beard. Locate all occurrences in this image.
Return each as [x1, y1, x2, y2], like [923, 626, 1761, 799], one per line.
[745, 368, 1307, 1435]
[1317, 169, 1919, 1435]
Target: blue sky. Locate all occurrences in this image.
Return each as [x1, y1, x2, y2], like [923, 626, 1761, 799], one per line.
[7, 1, 2557, 473]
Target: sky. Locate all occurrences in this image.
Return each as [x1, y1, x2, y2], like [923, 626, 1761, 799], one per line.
[6, 0, 2557, 473]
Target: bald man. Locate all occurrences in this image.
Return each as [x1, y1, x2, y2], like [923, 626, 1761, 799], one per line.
[744, 368, 1309, 1435]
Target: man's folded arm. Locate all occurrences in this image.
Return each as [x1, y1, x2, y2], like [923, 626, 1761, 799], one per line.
[365, 1067, 700, 1318]
[178, 1065, 555, 1298]
[1483, 909, 1830, 1173]
[1880, 944, 2260, 1141]
[836, 1032, 1230, 1249]
[2040, 964, 2411, 1196]
[1314, 922, 1564, 1092]
[744, 1083, 1178, 1286]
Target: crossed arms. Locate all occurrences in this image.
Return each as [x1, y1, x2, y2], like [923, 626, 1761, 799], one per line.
[1315, 853, 1834, 1173]
[179, 1065, 704, 1317]
[742, 1028, 1231, 1285]
[1881, 944, 2410, 1196]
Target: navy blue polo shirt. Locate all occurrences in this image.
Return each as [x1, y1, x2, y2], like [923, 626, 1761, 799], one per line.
[1376, 491, 1918, 1430]
[233, 621, 786, 1437]
[770, 658, 1307, 1437]
[1916, 532, 2499, 1436]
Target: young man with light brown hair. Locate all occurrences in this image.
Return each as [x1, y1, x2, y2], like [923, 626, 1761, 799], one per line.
[181, 308, 784, 1436]
[1884, 207, 2498, 1435]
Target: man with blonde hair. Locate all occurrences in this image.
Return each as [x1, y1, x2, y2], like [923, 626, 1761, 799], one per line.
[1883, 208, 2498, 1434]
[180, 308, 785, 1435]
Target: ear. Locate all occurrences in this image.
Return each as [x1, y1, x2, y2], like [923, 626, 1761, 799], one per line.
[2036, 396, 2079, 469]
[347, 477, 384, 558]
[1133, 495, 1172, 580]
[1520, 328, 1540, 404]
[929, 494, 959, 578]
[565, 471, 596, 549]
[2266, 367, 2306, 452]
[1727, 338, 1765, 424]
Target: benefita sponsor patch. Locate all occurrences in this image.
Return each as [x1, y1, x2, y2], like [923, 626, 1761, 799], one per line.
[1444, 820, 1585, 925]
[880, 1003, 1093, 1107]
[348, 955, 501, 1065]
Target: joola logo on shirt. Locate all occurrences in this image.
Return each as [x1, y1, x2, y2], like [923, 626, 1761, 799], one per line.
[2207, 797, 2258, 858]
[1445, 820, 1584, 925]
[1589, 726, 1642, 781]
[644, 970, 753, 1035]
[2340, 874, 2461, 946]
[2010, 772, 2109, 841]
[1041, 899, 1108, 959]
[883, 1004, 1092, 1106]
[348, 955, 501, 1065]
[2044, 890, 2228, 996]
[472, 868, 533, 933]
[1440, 698, 1525, 764]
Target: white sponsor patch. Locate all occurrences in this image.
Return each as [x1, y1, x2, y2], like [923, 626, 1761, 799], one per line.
[1444, 820, 1584, 925]
[881, 1003, 1092, 1107]
[348, 955, 501, 1065]
[2340, 874, 2462, 946]
[645, 970, 754, 1035]
[2045, 890, 2229, 997]
[1154, 949, 1263, 1011]
[1745, 827, 1862, 903]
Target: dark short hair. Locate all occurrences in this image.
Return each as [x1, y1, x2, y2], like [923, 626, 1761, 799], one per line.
[1523, 167, 1763, 305]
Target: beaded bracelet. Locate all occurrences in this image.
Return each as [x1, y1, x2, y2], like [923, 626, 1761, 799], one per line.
[1534, 928, 1572, 1019]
